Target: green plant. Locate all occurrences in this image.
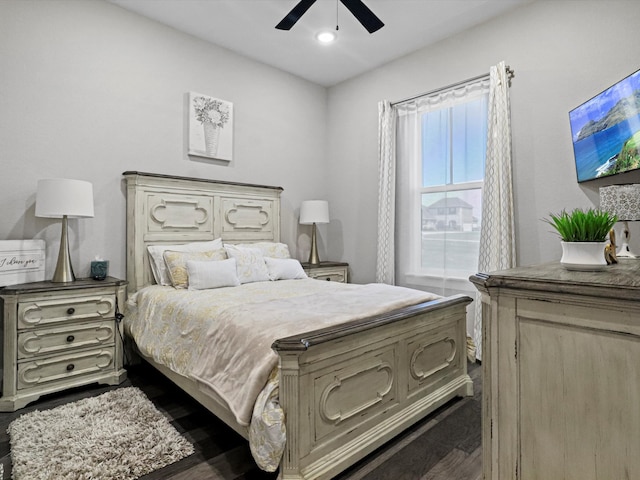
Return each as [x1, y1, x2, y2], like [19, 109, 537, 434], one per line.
[544, 208, 618, 242]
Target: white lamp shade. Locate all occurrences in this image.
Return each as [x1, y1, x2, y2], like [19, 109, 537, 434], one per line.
[35, 179, 95, 218]
[300, 200, 329, 225]
[599, 184, 640, 221]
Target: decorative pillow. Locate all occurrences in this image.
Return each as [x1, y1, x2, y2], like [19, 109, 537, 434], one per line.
[224, 245, 270, 284]
[264, 257, 307, 281]
[187, 258, 240, 290]
[234, 242, 291, 259]
[162, 248, 227, 288]
[224, 242, 291, 258]
[147, 239, 223, 286]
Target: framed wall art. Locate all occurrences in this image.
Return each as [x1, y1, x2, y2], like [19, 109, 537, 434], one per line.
[188, 92, 233, 161]
[0, 239, 45, 286]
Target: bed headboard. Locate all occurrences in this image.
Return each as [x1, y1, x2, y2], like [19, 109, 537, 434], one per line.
[123, 171, 283, 296]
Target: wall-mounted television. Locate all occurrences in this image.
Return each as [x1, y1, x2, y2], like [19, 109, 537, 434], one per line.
[569, 68, 640, 183]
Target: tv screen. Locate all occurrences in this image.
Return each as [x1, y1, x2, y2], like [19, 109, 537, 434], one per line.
[569, 68, 640, 182]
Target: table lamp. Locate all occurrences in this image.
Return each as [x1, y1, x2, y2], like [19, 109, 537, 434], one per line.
[299, 200, 329, 265]
[599, 184, 640, 258]
[35, 179, 95, 282]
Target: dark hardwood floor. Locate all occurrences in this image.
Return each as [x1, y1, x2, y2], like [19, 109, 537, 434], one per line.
[0, 362, 481, 480]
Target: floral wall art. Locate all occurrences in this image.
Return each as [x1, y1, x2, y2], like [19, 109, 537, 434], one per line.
[188, 92, 233, 161]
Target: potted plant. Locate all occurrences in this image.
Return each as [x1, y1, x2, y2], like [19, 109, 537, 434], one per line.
[544, 208, 618, 270]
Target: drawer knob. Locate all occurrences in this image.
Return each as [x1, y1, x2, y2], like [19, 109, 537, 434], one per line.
[326, 277, 331, 281]
[66, 364, 75, 371]
[66, 335, 75, 343]
[66, 307, 75, 315]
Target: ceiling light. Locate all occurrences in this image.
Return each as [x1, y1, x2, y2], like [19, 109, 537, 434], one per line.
[316, 31, 337, 44]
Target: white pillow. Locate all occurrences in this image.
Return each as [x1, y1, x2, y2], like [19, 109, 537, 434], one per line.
[187, 258, 240, 290]
[147, 239, 223, 285]
[253, 242, 291, 259]
[265, 257, 307, 281]
[224, 245, 270, 284]
[163, 249, 227, 289]
[233, 242, 291, 259]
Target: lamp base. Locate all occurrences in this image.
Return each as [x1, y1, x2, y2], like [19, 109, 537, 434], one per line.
[51, 215, 76, 282]
[308, 222, 321, 265]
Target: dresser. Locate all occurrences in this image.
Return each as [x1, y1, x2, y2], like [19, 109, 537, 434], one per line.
[470, 261, 640, 480]
[301, 261, 348, 283]
[0, 277, 127, 411]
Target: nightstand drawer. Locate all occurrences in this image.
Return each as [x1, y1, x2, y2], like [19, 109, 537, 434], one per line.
[18, 294, 116, 329]
[302, 262, 348, 283]
[17, 348, 116, 390]
[308, 269, 347, 282]
[17, 321, 116, 359]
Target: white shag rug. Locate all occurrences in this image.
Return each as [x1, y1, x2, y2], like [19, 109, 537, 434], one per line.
[8, 387, 194, 480]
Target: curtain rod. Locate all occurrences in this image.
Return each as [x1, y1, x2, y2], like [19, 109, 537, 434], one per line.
[391, 65, 515, 107]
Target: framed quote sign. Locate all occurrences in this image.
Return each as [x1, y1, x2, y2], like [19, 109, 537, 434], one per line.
[0, 239, 46, 286]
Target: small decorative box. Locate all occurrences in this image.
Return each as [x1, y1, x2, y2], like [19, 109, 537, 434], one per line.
[90, 260, 109, 281]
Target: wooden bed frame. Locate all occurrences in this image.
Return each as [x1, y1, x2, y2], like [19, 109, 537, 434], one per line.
[123, 171, 473, 480]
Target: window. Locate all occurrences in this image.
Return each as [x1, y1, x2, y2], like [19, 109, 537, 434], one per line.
[420, 95, 488, 278]
[395, 79, 489, 291]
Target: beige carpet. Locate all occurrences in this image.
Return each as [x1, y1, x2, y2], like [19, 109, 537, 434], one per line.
[8, 387, 194, 480]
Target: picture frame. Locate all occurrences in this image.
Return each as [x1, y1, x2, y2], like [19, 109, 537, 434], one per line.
[187, 92, 233, 161]
[0, 239, 46, 286]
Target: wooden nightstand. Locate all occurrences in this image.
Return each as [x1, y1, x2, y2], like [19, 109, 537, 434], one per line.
[302, 261, 349, 283]
[0, 277, 127, 411]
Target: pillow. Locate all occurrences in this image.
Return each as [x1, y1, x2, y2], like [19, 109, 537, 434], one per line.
[234, 242, 291, 259]
[255, 242, 291, 258]
[187, 258, 240, 290]
[147, 239, 223, 285]
[224, 244, 270, 284]
[163, 248, 227, 288]
[264, 257, 308, 281]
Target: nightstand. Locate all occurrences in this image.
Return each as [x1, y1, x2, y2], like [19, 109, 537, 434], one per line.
[0, 277, 127, 411]
[302, 261, 349, 283]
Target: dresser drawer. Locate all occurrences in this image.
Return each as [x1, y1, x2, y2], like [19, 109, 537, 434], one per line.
[17, 348, 115, 390]
[18, 294, 115, 329]
[17, 321, 116, 360]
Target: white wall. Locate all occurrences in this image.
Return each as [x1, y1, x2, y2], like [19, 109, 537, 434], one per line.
[3, 0, 640, 286]
[327, 0, 640, 284]
[0, 0, 328, 281]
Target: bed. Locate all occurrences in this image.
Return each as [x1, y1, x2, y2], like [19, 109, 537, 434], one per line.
[123, 171, 473, 479]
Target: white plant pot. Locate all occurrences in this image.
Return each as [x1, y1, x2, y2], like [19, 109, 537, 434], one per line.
[560, 241, 608, 271]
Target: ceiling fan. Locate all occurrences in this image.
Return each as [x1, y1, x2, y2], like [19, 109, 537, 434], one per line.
[275, 0, 384, 34]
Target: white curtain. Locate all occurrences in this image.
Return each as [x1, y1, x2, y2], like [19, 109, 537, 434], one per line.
[376, 100, 396, 284]
[473, 61, 516, 360]
[394, 79, 489, 294]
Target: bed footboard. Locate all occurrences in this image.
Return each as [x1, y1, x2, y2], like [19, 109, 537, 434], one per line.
[272, 294, 473, 480]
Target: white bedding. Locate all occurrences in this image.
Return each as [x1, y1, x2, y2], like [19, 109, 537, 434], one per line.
[125, 279, 440, 470]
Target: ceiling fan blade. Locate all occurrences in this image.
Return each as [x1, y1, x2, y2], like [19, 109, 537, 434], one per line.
[339, 0, 384, 33]
[275, 0, 317, 30]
